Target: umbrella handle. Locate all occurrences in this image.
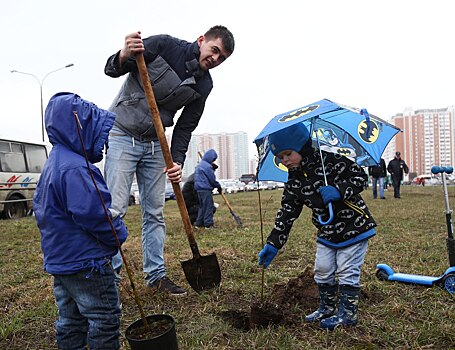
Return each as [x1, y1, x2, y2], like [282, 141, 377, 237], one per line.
[318, 202, 334, 225]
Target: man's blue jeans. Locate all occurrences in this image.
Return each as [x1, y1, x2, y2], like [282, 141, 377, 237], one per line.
[105, 127, 166, 285]
[371, 177, 385, 199]
[313, 240, 369, 287]
[195, 190, 215, 227]
[53, 267, 121, 350]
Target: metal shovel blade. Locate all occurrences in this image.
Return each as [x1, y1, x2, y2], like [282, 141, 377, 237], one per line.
[181, 253, 221, 292]
[229, 210, 243, 227]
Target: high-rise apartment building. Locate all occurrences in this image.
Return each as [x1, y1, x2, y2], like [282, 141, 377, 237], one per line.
[389, 106, 455, 177]
[174, 131, 250, 180]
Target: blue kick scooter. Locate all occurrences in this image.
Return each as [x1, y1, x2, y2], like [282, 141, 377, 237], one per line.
[376, 165, 455, 294]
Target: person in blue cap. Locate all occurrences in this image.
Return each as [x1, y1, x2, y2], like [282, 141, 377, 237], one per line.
[33, 93, 128, 350]
[257, 122, 376, 330]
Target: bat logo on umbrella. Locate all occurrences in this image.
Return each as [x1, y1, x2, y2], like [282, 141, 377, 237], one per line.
[278, 105, 319, 123]
[358, 119, 380, 143]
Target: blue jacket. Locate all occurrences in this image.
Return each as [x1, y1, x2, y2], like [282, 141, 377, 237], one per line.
[33, 92, 128, 275]
[105, 34, 213, 165]
[194, 149, 221, 191]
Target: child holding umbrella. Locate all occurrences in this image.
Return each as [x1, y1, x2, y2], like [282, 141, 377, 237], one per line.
[257, 122, 376, 330]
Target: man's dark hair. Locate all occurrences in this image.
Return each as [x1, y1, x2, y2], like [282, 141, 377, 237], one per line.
[205, 25, 235, 54]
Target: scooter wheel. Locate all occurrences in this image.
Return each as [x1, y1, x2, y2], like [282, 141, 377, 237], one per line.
[376, 269, 389, 281]
[443, 273, 455, 294]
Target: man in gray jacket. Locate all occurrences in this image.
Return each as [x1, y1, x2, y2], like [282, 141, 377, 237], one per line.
[104, 26, 234, 295]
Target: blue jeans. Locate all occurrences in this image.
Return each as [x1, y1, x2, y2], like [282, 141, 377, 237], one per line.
[105, 126, 166, 285]
[195, 190, 215, 227]
[371, 177, 385, 198]
[53, 266, 121, 350]
[313, 240, 368, 287]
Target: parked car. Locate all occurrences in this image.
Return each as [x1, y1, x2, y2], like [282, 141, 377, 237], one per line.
[276, 181, 285, 189]
[235, 180, 246, 192]
[411, 176, 426, 186]
[412, 175, 441, 186]
[244, 182, 258, 191]
[222, 181, 240, 194]
[261, 180, 278, 190]
[132, 182, 177, 205]
[257, 181, 268, 190]
[130, 183, 139, 205]
[239, 173, 256, 184]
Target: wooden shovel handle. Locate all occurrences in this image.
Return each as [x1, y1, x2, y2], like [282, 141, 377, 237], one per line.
[136, 54, 200, 258]
[220, 191, 234, 212]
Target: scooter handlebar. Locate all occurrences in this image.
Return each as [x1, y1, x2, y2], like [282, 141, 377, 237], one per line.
[431, 165, 453, 174]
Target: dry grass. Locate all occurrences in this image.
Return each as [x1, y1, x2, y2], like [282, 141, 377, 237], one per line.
[1, 185, 454, 349]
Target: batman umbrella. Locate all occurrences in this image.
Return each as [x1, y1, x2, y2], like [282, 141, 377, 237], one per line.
[254, 98, 400, 224]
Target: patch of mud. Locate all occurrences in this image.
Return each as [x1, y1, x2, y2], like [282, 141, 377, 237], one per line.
[270, 268, 319, 326]
[220, 267, 320, 330]
[219, 310, 250, 331]
[249, 301, 283, 329]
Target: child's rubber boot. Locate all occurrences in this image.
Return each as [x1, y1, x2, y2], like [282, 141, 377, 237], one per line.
[319, 285, 359, 330]
[305, 284, 338, 322]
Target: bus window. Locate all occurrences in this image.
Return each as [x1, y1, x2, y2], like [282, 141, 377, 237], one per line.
[0, 144, 27, 172]
[24, 144, 47, 173]
[0, 141, 9, 152]
[0, 139, 48, 219]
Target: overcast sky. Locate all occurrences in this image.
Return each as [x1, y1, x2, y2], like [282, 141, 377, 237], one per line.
[1, 0, 454, 157]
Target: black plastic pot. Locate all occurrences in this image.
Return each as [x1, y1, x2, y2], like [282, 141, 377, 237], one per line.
[125, 314, 178, 350]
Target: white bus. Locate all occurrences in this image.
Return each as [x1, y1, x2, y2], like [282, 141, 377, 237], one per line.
[0, 139, 49, 219]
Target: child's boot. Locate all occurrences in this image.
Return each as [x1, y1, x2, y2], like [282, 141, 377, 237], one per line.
[305, 284, 338, 322]
[319, 284, 359, 330]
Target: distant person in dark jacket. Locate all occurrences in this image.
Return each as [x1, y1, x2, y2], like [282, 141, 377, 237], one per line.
[183, 163, 218, 225]
[33, 93, 128, 350]
[368, 158, 387, 199]
[387, 151, 409, 199]
[194, 149, 222, 228]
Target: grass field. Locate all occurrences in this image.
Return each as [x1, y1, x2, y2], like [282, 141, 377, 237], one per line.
[1, 185, 454, 349]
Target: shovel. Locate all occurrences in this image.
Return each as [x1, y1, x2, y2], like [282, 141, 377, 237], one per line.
[220, 192, 243, 227]
[136, 54, 221, 292]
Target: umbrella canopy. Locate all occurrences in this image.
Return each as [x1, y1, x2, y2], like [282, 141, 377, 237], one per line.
[254, 99, 401, 182]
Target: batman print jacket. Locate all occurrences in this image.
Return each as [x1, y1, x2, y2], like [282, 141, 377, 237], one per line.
[266, 148, 376, 250]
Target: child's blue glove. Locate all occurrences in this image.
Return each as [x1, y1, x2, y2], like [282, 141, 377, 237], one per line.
[319, 185, 341, 205]
[258, 243, 279, 268]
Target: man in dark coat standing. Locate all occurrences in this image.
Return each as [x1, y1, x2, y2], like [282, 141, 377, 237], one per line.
[368, 158, 387, 199]
[387, 151, 409, 199]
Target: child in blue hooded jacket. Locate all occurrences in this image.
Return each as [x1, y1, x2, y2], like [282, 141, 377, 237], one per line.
[33, 92, 128, 350]
[194, 149, 222, 228]
[257, 122, 376, 331]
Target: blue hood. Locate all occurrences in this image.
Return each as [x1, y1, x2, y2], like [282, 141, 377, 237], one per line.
[202, 149, 218, 163]
[45, 92, 115, 163]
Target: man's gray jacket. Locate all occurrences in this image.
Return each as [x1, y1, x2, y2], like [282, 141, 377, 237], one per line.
[105, 34, 213, 165]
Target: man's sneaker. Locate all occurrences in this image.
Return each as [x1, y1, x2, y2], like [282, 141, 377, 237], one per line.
[150, 276, 187, 296]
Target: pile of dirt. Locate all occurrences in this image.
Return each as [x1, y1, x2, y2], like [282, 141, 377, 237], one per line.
[268, 268, 319, 326]
[221, 268, 320, 330]
[272, 268, 319, 312]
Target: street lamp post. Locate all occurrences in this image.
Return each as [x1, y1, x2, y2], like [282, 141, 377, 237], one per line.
[10, 63, 74, 142]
